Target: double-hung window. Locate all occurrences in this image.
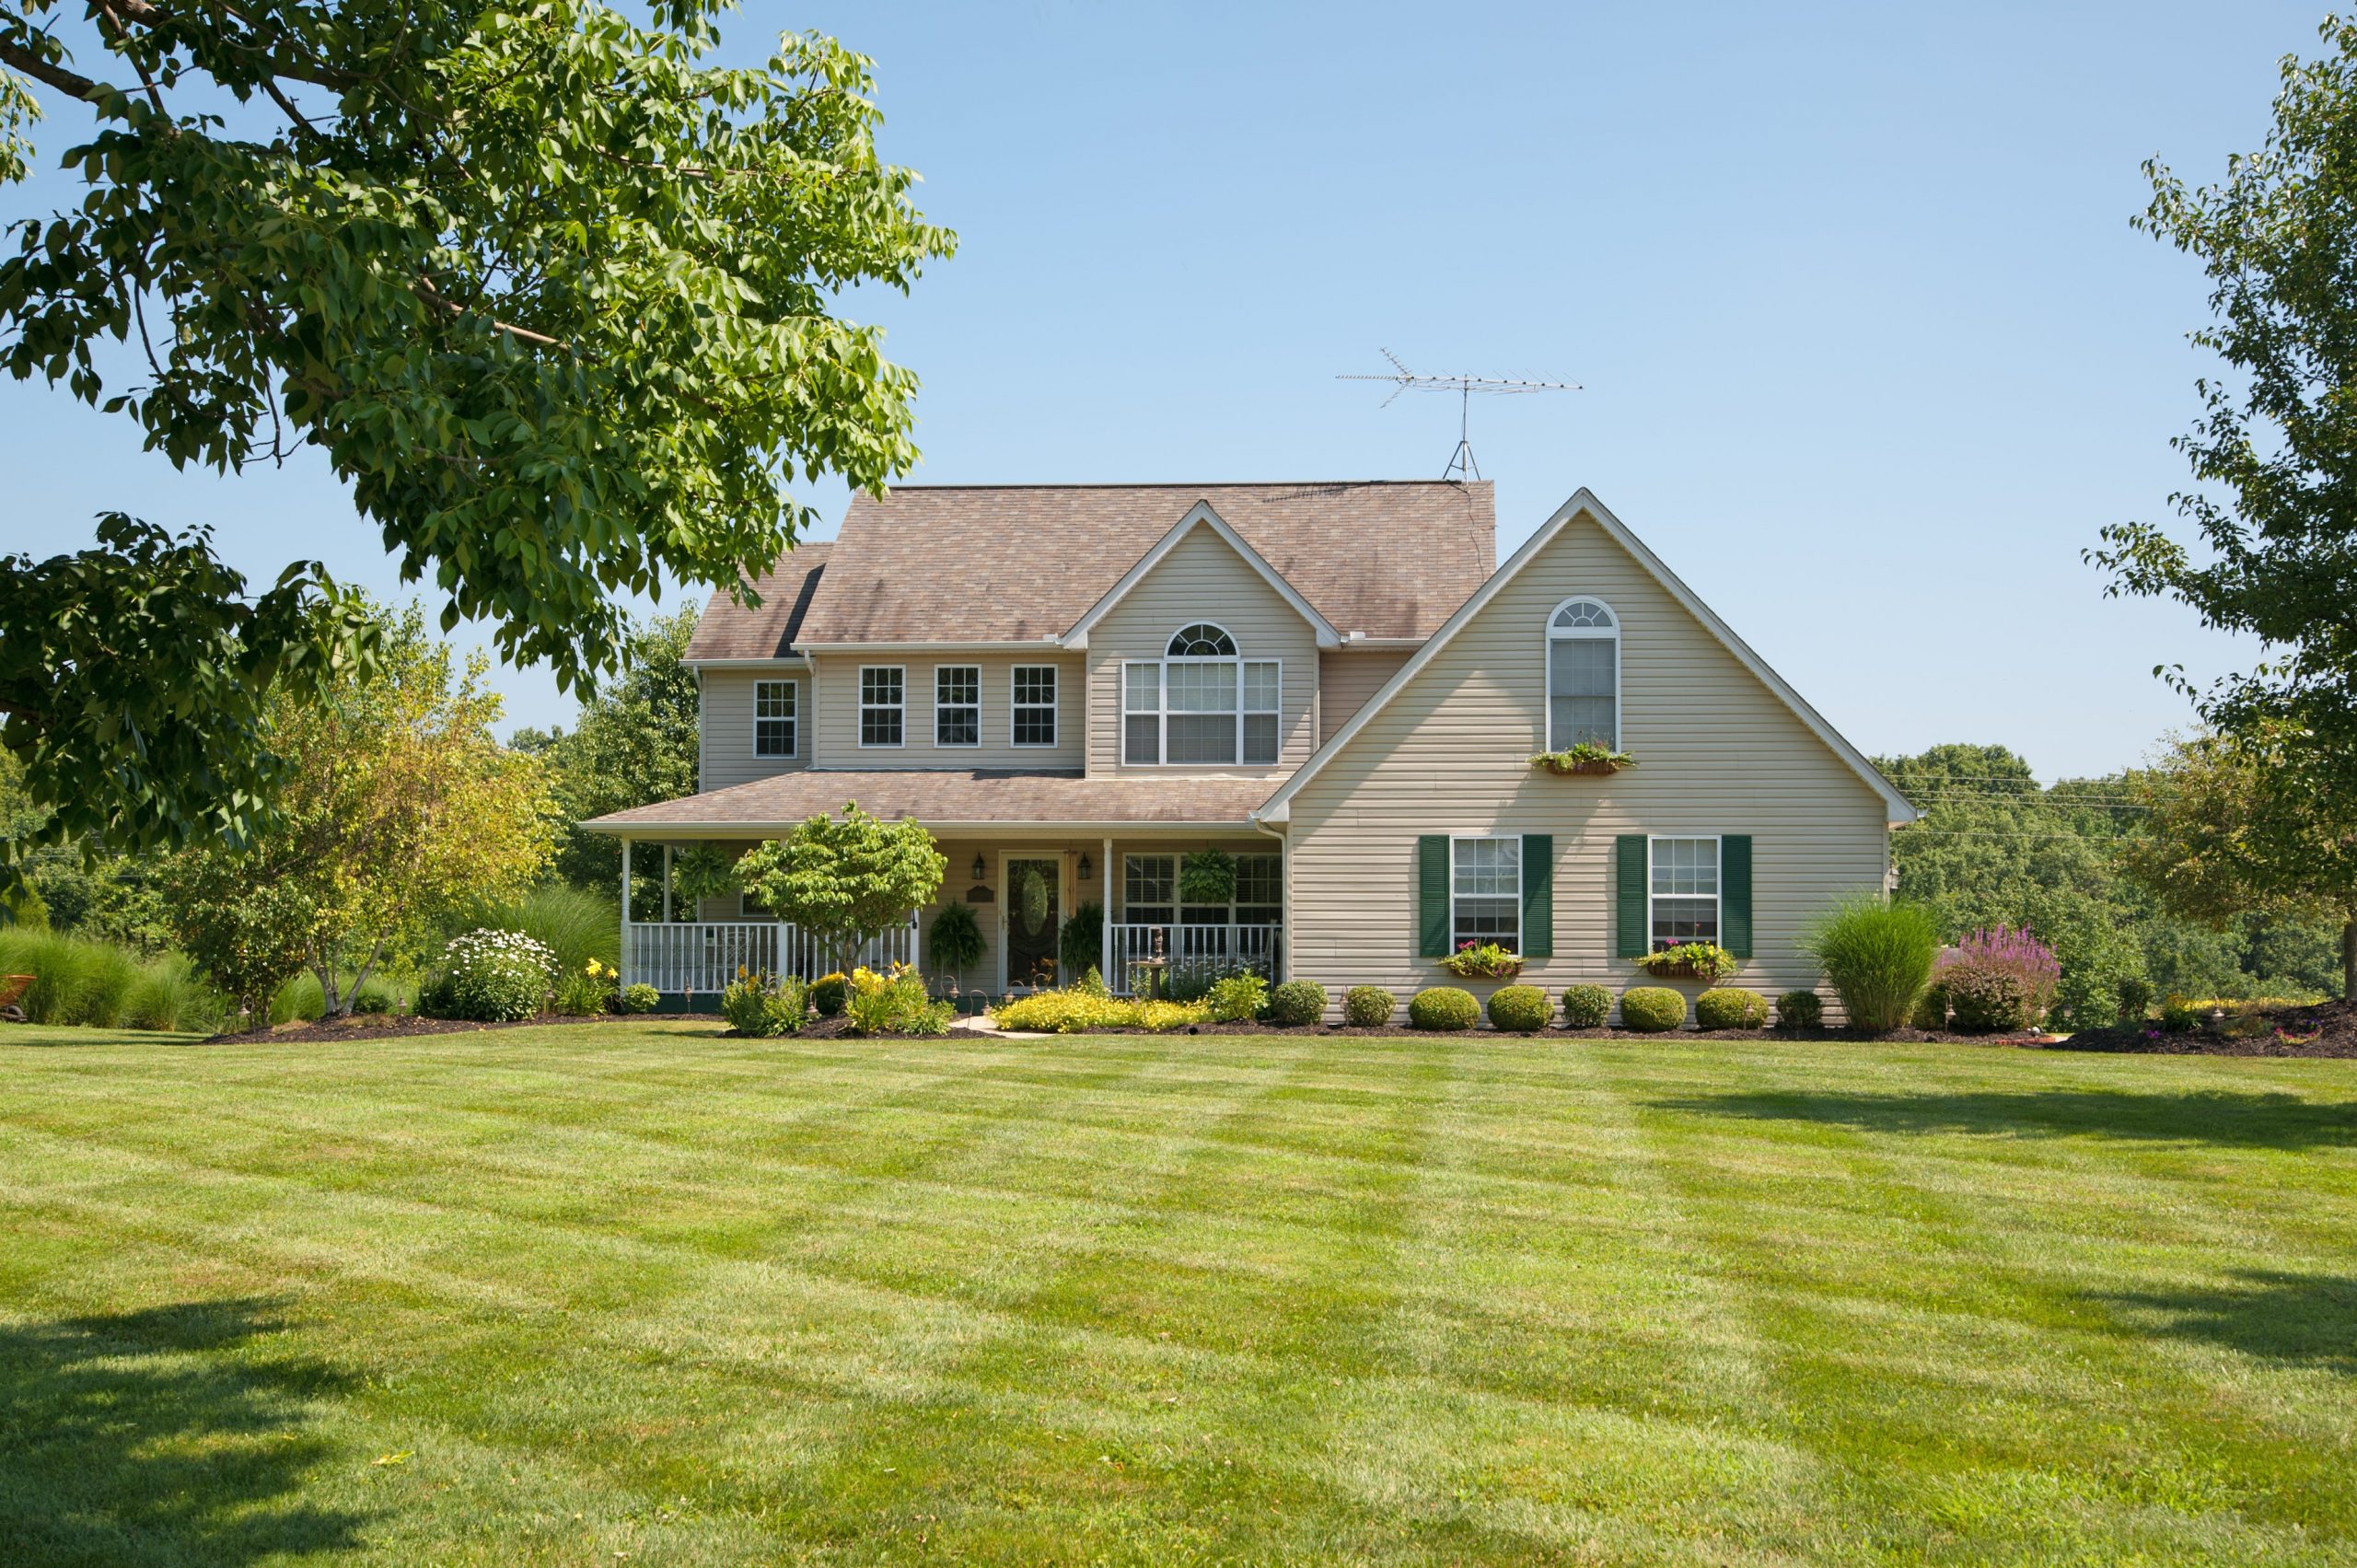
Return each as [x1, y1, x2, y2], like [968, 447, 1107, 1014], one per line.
[1123, 854, 1176, 925]
[1451, 836, 1520, 950]
[1547, 598, 1619, 749]
[1122, 623, 1281, 765]
[1233, 853, 1282, 926]
[753, 679, 796, 758]
[859, 667, 905, 748]
[935, 666, 980, 748]
[1650, 836, 1720, 947]
[1011, 666, 1058, 747]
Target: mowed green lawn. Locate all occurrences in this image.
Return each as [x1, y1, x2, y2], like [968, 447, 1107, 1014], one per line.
[3, 1023, 2354, 1566]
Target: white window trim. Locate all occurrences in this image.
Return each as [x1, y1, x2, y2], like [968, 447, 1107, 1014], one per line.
[1646, 832, 1722, 949]
[1121, 626, 1282, 767]
[1121, 853, 1177, 923]
[1545, 595, 1621, 752]
[751, 678, 798, 760]
[1450, 834, 1522, 953]
[1010, 664, 1059, 749]
[932, 663, 981, 749]
[858, 664, 906, 749]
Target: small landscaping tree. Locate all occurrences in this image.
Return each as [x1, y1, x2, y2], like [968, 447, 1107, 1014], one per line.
[736, 805, 947, 977]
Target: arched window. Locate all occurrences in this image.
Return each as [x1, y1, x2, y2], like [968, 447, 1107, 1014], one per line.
[1547, 597, 1618, 749]
[1167, 623, 1237, 657]
[1124, 622, 1280, 765]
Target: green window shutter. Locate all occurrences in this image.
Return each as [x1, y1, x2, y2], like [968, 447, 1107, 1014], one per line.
[1521, 834, 1553, 958]
[1418, 835, 1451, 958]
[1721, 835, 1753, 959]
[1615, 835, 1648, 958]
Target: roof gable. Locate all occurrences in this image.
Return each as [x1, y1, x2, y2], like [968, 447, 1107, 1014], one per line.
[787, 482, 1493, 645]
[1256, 489, 1917, 825]
[1063, 503, 1341, 648]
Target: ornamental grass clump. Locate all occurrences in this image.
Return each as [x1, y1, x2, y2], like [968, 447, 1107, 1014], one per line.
[1560, 983, 1612, 1028]
[1801, 896, 1940, 1035]
[1936, 925, 2061, 1033]
[419, 929, 555, 1022]
[1341, 985, 1396, 1027]
[1486, 984, 1551, 1032]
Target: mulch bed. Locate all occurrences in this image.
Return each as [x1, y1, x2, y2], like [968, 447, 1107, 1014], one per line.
[200, 1010, 727, 1045]
[2037, 996, 2357, 1060]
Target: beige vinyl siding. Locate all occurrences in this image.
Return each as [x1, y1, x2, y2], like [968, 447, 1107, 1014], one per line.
[1281, 506, 1890, 1016]
[699, 666, 813, 791]
[1317, 648, 1412, 744]
[1084, 522, 1319, 777]
[807, 652, 1083, 770]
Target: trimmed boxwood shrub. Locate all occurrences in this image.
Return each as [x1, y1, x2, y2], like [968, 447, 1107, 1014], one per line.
[1560, 983, 1611, 1028]
[1264, 980, 1328, 1027]
[1909, 983, 1948, 1031]
[1408, 986, 1480, 1031]
[1694, 987, 1769, 1030]
[809, 973, 848, 1016]
[1775, 989, 1823, 1030]
[1486, 984, 1550, 1032]
[1620, 986, 1687, 1032]
[1342, 985, 1395, 1027]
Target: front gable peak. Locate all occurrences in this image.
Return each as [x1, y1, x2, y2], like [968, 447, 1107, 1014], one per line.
[1062, 502, 1342, 651]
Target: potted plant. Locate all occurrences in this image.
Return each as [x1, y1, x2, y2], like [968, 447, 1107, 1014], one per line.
[1441, 940, 1523, 979]
[1178, 847, 1237, 907]
[1637, 940, 1738, 982]
[1530, 742, 1638, 776]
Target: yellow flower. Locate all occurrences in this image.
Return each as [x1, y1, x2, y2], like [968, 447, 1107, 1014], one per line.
[586, 959, 602, 975]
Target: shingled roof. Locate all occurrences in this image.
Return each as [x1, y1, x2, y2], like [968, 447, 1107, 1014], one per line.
[584, 770, 1276, 832]
[682, 542, 830, 662]
[690, 482, 1493, 654]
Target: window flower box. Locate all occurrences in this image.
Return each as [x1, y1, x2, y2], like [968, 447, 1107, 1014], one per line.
[1442, 941, 1523, 980]
[1636, 942, 1737, 982]
[1531, 746, 1636, 777]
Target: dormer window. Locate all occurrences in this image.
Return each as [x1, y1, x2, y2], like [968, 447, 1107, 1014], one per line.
[1122, 622, 1279, 766]
[1546, 597, 1619, 749]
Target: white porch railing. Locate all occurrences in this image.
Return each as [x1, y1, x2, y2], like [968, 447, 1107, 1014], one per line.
[622, 918, 916, 995]
[1108, 923, 1282, 997]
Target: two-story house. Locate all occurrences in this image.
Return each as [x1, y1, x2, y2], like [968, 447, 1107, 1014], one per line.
[587, 481, 1915, 1015]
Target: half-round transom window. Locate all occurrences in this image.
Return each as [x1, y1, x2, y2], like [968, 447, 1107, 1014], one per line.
[1550, 598, 1615, 633]
[1167, 622, 1237, 657]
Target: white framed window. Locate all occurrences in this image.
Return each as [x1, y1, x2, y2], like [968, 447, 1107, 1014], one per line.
[1233, 853, 1282, 925]
[1451, 836, 1520, 951]
[753, 679, 797, 758]
[934, 666, 980, 748]
[1650, 835, 1720, 947]
[859, 666, 905, 748]
[1547, 597, 1619, 750]
[1121, 623, 1281, 766]
[1011, 665, 1058, 747]
[1123, 854, 1175, 924]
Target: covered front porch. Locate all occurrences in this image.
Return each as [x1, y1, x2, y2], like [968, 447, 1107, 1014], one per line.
[589, 770, 1289, 1005]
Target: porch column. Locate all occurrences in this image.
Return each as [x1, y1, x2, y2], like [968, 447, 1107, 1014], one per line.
[620, 837, 633, 985]
[661, 843, 673, 923]
[1101, 836, 1114, 990]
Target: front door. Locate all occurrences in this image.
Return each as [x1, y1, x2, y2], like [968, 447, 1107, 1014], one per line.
[1002, 855, 1062, 991]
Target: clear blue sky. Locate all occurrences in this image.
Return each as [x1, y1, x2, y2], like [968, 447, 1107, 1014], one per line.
[0, 2, 2325, 778]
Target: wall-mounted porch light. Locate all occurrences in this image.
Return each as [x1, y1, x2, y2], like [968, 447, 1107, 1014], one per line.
[1077, 852, 1094, 881]
[970, 853, 987, 882]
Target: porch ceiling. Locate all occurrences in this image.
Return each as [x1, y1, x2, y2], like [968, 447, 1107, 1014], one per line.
[583, 770, 1281, 835]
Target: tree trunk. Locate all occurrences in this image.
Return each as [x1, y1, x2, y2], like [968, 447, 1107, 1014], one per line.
[2343, 916, 2356, 1003]
[314, 955, 344, 1018]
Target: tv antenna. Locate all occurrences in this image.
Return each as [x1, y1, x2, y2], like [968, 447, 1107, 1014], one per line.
[1337, 349, 1580, 482]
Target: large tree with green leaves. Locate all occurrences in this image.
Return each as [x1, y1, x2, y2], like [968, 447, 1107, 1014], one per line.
[735, 804, 944, 977]
[0, 1, 948, 896]
[2091, 17, 2357, 870]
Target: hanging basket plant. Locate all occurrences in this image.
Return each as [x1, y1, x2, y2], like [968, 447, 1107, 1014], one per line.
[1531, 744, 1637, 776]
[1012, 864, 1051, 935]
[1178, 847, 1237, 906]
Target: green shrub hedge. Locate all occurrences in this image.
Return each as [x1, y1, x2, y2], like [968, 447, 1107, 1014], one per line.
[1407, 986, 1480, 1030]
[1486, 984, 1550, 1032]
[1341, 986, 1395, 1027]
[1263, 980, 1327, 1027]
[1775, 989, 1823, 1029]
[1620, 987, 1687, 1032]
[1559, 983, 1611, 1028]
[1694, 987, 1769, 1030]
